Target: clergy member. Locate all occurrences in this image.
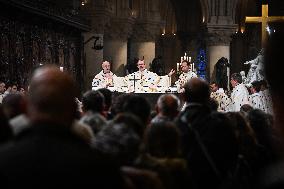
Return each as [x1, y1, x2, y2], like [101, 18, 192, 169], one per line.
[125, 59, 175, 93]
[176, 60, 197, 93]
[227, 73, 249, 112]
[210, 82, 230, 112]
[248, 80, 266, 111]
[92, 61, 116, 90]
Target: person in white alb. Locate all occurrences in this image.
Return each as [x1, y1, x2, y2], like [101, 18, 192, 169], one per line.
[125, 60, 175, 93]
[176, 60, 197, 93]
[92, 61, 117, 91]
[210, 82, 230, 112]
[227, 73, 249, 112]
[248, 80, 266, 111]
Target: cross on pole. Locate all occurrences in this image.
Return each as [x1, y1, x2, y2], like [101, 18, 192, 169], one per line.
[245, 3, 284, 47]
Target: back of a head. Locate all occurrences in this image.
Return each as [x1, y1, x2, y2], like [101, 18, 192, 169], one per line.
[122, 95, 151, 125]
[231, 73, 242, 84]
[251, 80, 261, 92]
[2, 93, 27, 119]
[145, 122, 181, 158]
[157, 94, 180, 116]
[112, 113, 144, 138]
[240, 104, 253, 114]
[183, 78, 210, 103]
[28, 65, 78, 126]
[82, 90, 105, 113]
[97, 88, 112, 110]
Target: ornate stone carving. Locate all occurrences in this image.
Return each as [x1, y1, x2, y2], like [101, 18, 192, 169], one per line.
[207, 25, 237, 46]
[0, 16, 84, 89]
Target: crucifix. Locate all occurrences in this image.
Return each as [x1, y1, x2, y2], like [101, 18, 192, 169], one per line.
[245, 3, 284, 47]
[128, 73, 140, 93]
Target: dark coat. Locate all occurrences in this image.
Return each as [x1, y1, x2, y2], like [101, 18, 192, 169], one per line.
[0, 122, 124, 188]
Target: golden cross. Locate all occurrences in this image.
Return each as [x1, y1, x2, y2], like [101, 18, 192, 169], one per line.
[245, 4, 284, 47]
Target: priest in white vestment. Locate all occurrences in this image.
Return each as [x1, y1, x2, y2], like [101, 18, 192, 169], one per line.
[92, 61, 117, 91]
[227, 73, 249, 112]
[248, 81, 266, 111]
[125, 60, 175, 93]
[210, 82, 230, 112]
[175, 60, 197, 93]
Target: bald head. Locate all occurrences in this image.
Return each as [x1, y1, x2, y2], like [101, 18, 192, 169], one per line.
[28, 65, 78, 126]
[157, 94, 180, 116]
[102, 61, 111, 74]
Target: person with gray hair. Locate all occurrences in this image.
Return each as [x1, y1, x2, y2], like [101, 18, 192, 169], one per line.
[151, 94, 180, 124]
[227, 73, 249, 112]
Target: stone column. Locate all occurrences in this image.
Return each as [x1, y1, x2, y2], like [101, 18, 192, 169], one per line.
[207, 25, 236, 80]
[104, 18, 134, 76]
[130, 23, 161, 68]
[81, 0, 112, 88]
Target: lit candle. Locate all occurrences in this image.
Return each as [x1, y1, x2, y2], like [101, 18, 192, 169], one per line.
[189, 57, 191, 62]
[192, 63, 195, 71]
[177, 63, 179, 71]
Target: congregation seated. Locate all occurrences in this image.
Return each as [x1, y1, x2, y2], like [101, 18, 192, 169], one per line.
[0, 44, 282, 189]
[0, 65, 125, 188]
[151, 94, 180, 124]
[79, 90, 107, 135]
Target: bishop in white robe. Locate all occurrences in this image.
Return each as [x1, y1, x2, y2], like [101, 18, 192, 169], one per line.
[92, 61, 117, 91]
[125, 60, 175, 93]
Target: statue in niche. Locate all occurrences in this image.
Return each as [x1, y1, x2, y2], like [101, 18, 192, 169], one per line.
[45, 39, 52, 64]
[212, 57, 230, 91]
[58, 38, 65, 66]
[32, 39, 40, 66]
[69, 43, 76, 74]
[15, 34, 24, 65]
[244, 49, 265, 85]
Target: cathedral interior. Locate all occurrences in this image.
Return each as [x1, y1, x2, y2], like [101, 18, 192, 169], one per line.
[0, 0, 283, 91]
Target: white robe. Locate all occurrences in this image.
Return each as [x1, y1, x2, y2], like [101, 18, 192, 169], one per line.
[248, 92, 266, 111]
[92, 71, 117, 91]
[210, 88, 230, 112]
[175, 71, 197, 92]
[227, 83, 249, 112]
[125, 69, 163, 93]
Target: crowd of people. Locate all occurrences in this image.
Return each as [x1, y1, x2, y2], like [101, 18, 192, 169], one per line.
[0, 31, 283, 189]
